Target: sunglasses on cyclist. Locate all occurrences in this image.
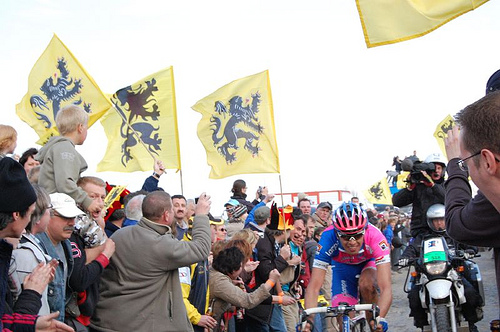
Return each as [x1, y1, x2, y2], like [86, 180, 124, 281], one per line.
[337, 230, 365, 241]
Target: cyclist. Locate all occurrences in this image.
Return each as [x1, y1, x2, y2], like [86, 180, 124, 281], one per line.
[304, 202, 392, 332]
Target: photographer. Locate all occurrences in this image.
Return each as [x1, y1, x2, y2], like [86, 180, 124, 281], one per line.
[392, 153, 446, 237]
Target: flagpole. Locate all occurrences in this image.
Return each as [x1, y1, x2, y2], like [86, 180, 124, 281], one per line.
[179, 169, 184, 195]
[111, 104, 157, 161]
[278, 174, 284, 207]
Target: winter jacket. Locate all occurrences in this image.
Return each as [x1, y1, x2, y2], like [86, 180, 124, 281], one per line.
[444, 157, 500, 315]
[392, 180, 445, 237]
[230, 193, 259, 213]
[11, 234, 52, 315]
[245, 231, 289, 323]
[0, 239, 39, 332]
[67, 233, 109, 325]
[208, 269, 271, 324]
[36, 136, 92, 210]
[90, 214, 211, 332]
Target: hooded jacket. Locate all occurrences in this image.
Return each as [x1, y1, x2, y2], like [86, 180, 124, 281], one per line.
[36, 136, 92, 210]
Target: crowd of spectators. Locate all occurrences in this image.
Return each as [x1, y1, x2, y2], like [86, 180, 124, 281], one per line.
[2, 79, 500, 331]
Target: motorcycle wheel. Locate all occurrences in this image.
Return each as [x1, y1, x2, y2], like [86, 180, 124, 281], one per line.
[435, 304, 452, 332]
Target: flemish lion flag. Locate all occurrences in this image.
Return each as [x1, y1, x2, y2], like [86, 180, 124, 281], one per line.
[97, 67, 181, 172]
[364, 178, 393, 205]
[356, 0, 489, 48]
[433, 114, 455, 159]
[16, 34, 111, 145]
[192, 70, 280, 179]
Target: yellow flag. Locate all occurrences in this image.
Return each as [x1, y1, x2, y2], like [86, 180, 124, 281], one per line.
[397, 171, 410, 189]
[356, 0, 489, 48]
[97, 67, 181, 173]
[433, 114, 455, 159]
[16, 34, 111, 145]
[192, 71, 280, 179]
[104, 185, 128, 210]
[364, 178, 393, 205]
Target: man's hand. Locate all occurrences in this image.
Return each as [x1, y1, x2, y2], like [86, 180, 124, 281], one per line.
[263, 193, 275, 204]
[281, 295, 296, 306]
[398, 258, 409, 267]
[35, 311, 74, 331]
[420, 171, 434, 187]
[102, 238, 115, 259]
[287, 255, 301, 266]
[244, 260, 259, 273]
[444, 125, 461, 161]
[86, 200, 102, 215]
[197, 315, 217, 329]
[154, 159, 165, 176]
[23, 260, 58, 295]
[195, 193, 211, 215]
[280, 244, 291, 260]
[268, 269, 280, 283]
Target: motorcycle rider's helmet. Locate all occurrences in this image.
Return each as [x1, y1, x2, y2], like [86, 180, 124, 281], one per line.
[426, 203, 446, 234]
[333, 202, 368, 235]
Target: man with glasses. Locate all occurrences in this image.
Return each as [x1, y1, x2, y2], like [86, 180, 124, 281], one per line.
[36, 192, 85, 322]
[444, 77, 500, 318]
[304, 202, 392, 332]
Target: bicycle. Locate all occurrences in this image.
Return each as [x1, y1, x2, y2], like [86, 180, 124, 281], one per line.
[297, 303, 379, 332]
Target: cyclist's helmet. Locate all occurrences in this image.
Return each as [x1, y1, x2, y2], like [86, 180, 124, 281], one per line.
[426, 203, 446, 234]
[333, 202, 368, 235]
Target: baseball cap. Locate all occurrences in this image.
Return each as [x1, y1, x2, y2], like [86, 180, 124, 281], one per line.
[224, 199, 240, 208]
[50, 193, 85, 218]
[317, 202, 333, 210]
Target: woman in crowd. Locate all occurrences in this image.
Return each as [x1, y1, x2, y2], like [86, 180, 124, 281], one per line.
[209, 246, 283, 331]
[11, 184, 54, 315]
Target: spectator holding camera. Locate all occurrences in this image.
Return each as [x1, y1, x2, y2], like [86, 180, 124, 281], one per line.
[229, 179, 267, 213]
[392, 153, 447, 237]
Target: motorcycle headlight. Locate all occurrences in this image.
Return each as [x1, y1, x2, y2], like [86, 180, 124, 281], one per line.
[425, 261, 447, 275]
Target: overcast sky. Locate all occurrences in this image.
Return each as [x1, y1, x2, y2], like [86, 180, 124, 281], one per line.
[1, 0, 499, 214]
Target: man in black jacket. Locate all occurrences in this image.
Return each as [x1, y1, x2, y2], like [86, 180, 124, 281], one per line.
[444, 77, 500, 317]
[392, 153, 447, 238]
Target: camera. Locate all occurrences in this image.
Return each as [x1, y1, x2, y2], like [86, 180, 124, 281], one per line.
[406, 162, 436, 184]
[257, 186, 265, 200]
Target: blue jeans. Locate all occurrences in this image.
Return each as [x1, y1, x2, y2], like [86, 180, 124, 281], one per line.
[245, 304, 287, 332]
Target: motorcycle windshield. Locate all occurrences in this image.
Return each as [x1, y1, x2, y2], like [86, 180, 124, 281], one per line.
[422, 237, 446, 263]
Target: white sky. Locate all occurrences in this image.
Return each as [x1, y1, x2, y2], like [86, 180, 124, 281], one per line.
[1, 0, 499, 215]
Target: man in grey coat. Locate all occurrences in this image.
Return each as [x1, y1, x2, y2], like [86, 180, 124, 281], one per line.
[90, 191, 212, 332]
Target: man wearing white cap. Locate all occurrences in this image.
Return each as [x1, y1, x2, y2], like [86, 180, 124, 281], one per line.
[36, 192, 85, 322]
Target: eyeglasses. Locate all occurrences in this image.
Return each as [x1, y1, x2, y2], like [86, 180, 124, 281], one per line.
[219, 228, 227, 232]
[337, 230, 365, 241]
[52, 211, 74, 221]
[457, 151, 500, 172]
[457, 151, 481, 172]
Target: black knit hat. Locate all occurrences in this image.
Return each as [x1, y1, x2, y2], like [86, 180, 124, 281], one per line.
[0, 157, 36, 213]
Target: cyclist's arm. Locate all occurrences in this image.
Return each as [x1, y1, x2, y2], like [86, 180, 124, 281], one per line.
[304, 266, 326, 309]
[376, 262, 392, 318]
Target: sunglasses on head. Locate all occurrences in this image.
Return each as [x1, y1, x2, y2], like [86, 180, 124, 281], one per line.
[337, 230, 365, 241]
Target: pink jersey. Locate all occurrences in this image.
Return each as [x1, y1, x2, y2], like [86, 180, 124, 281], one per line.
[313, 223, 391, 270]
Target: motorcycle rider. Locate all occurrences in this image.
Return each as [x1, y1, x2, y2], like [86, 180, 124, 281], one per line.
[399, 204, 483, 331]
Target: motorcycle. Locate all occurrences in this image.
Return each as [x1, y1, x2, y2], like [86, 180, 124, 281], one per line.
[401, 235, 484, 332]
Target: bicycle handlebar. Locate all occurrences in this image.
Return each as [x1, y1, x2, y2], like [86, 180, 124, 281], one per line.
[302, 303, 378, 318]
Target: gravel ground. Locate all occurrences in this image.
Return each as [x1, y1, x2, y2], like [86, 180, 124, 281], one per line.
[387, 249, 499, 331]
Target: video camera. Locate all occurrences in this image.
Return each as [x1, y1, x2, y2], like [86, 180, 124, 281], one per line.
[402, 159, 436, 184]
